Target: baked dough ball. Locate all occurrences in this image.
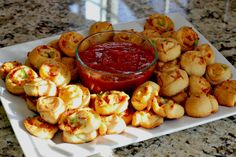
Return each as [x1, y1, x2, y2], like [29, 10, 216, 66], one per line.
[170, 91, 188, 105]
[5, 65, 38, 95]
[61, 57, 79, 81]
[118, 106, 134, 125]
[174, 26, 199, 52]
[23, 78, 57, 97]
[94, 91, 130, 116]
[157, 68, 189, 97]
[189, 75, 211, 96]
[39, 60, 71, 87]
[37, 96, 66, 124]
[62, 130, 97, 144]
[156, 60, 180, 73]
[58, 84, 83, 109]
[132, 110, 164, 129]
[195, 44, 215, 65]
[113, 29, 143, 45]
[0, 61, 22, 80]
[47, 39, 62, 53]
[154, 38, 181, 62]
[144, 13, 174, 34]
[131, 81, 160, 111]
[25, 96, 38, 112]
[23, 116, 58, 139]
[161, 31, 175, 38]
[28, 45, 61, 69]
[77, 83, 90, 107]
[205, 63, 232, 85]
[58, 31, 84, 57]
[99, 115, 126, 135]
[140, 29, 161, 40]
[214, 80, 236, 107]
[185, 94, 219, 118]
[180, 51, 206, 76]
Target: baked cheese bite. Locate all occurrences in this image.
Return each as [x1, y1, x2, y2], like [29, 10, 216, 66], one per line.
[23, 77, 57, 97]
[5, 65, 38, 95]
[113, 29, 143, 45]
[39, 60, 71, 87]
[195, 44, 215, 65]
[140, 29, 161, 40]
[173, 26, 199, 52]
[25, 96, 38, 113]
[189, 75, 211, 96]
[58, 31, 84, 57]
[205, 63, 232, 85]
[180, 51, 206, 76]
[37, 96, 66, 124]
[94, 90, 130, 116]
[132, 110, 164, 129]
[28, 45, 61, 69]
[214, 80, 236, 107]
[131, 81, 160, 111]
[61, 57, 79, 81]
[58, 84, 83, 109]
[23, 116, 58, 139]
[0, 61, 22, 80]
[155, 60, 180, 73]
[144, 13, 174, 34]
[62, 130, 97, 144]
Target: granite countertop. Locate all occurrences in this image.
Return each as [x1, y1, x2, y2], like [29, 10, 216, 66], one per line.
[0, 0, 236, 156]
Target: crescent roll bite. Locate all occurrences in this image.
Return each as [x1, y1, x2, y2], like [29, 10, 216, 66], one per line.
[180, 51, 206, 76]
[189, 75, 211, 96]
[58, 31, 84, 57]
[39, 60, 71, 87]
[61, 57, 79, 81]
[28, 45, 61, 69]
[0, 61, 22, 80]
[23, 116, 58, 139]
[37, 96, 66, 124]
[205, 63, 232, 85]
[5, 65, 38, 95]
[195, 44, 215, 65]
[62, 130, 98, 144]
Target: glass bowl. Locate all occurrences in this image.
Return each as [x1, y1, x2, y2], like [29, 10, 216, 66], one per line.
[76, 30, 158, 93]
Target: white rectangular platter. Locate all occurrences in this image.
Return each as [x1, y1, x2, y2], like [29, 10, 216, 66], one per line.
[0, 13, 236, 157]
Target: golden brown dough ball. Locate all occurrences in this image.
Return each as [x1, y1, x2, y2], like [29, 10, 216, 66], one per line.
[140, 29, 161, 40]
[62, 130, 97, 144]
[171, 91, 188, 105]
[47, 39, 63, 54]
[118, 106, 134, 125]
[0, 61, 22, 80]
[25, 96, 38, 113]
[155, 60, 180, 73]
[113, 29, 143, 45]
[61, 57, 79, 81]
[161, 31, 175, 38]
[195, 44, 215, 65]
[77, 83, 91, 107]
[189, 75, 211, 96]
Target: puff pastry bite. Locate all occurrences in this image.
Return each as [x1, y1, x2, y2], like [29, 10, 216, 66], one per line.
[189, 75, 211, 96]
[205, 63, 232, 85]
[23, 116, 58, 139]
[144, 13, 174, 34]
[131, 81, 160, 111]
[77, 83, 90, 107]
[94, 91, 130, 116]
[195, 44, 215, 65]
[23, 78, 57, 97]
[113, 29, 143, 45]
[58, 31, 84, 57]
[132, 110, 164, 129]
[140, 29, 161, 40]
[154, 38, 181, 62]
[37, 96, 66, 124]
[157, 68, 189, 97]
[58, 84, 83, 109]
[25, 96, 38, 112]
[156, 60, 180, 73]
[99, 115, 126, 135]
[5, 65, 38, 94]
[61, 57, 79, 81]
[185, 94, 219, 118]
[214, 80, 236, 107]
[39, 60, 71, 87]
[174, 26, 199, 52]
[28, 45, 61, 69]
[0, 61, 22, 80]
[180, 51, 206, 76]
[62, 130, 97, 144]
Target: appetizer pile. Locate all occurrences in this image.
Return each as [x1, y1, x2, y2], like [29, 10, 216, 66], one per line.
[0, 13, 235, 144]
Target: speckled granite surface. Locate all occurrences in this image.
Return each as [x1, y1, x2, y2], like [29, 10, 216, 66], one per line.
[0, 0, 235, 156]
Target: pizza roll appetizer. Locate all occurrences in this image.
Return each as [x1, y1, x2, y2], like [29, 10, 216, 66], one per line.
[99, 114, 126, 135]
[39, 61, 71, 87]
[195, 44, 215, 65]
[37, 96, 66, 124]
[131, 81, 160, 111]
[132, 110, 164, 129]
[23, 77, 57, 97]
[58, 31, 84, 57]
[156, 59, 180, 73]
[185, 94, 219, 118]
[144, 13, 174, 34]
[180, 51, 206, 76]
[205, 63, 232, 85]
[173, 26, 199, 52]
[113, 29, 143, 45]
[93, 91, 130, 116]
[23, 116, 58, 139]
[62, 130, 98, 144]
[170, 91, 188, 105]
[77, 83, 91, 107]
[47, 39, 62, 53]
[0, 61, 22, 80]
[25, 96, 38, 113]
[61, 57, 79, 81]
[157, 68, 189, 97]
[189, 75, 211, 96]
[214, 80, 236, 107]
[58, 84, 83, 109]
[118, 106, 134, 125]
[140, 29, 161, 40]
[28, 45, 61, 69]
[5, 65, 38, 95]
[161, 31, 175, 38]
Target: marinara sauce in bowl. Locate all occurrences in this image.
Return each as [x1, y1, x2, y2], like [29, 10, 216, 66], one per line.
[76, 30, 158, 93]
